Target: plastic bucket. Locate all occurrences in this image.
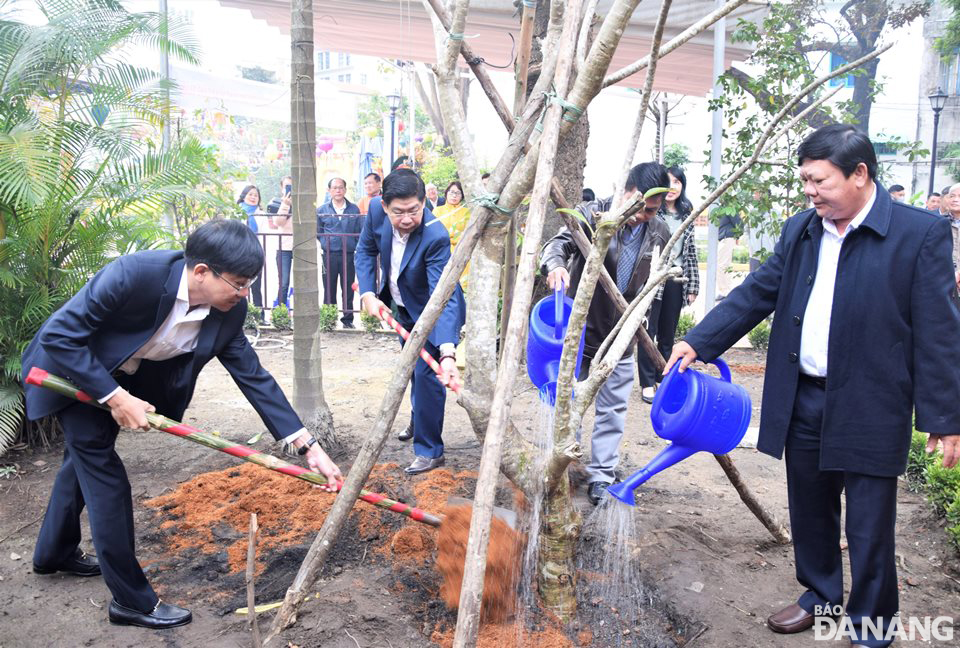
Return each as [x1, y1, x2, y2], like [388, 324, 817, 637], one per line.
[526, 290, 584, 403]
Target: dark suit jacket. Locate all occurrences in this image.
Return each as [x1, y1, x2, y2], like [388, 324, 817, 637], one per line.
[685, 183, 960, 476]
[317, 199, 363, 254]
[354, 197, 465, 349]
[21, 250, 302, 441]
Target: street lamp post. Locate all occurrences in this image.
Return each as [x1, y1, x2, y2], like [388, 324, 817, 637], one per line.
[929, 86, 949, 196]
[386, 92, 401, 170]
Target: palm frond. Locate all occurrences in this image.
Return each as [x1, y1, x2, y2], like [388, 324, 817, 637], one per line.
[0, 382, 24, 457]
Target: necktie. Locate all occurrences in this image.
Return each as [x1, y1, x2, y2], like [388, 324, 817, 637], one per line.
[616, 224, 644, 294]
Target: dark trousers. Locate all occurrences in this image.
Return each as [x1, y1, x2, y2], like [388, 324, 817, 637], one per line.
[637, 280, 684, 388]
[277, 250, 292, 307]
[250, 273, 264, 309]
[34, 402, 158, 612]
[786, 377, 899, 648]
[322, 251, 356, 325]
[396, 307, 445, 459]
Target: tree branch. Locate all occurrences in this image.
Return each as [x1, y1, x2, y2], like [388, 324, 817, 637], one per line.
[603, 0, 750, 88]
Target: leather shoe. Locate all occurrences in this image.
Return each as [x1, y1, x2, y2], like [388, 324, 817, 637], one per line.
[34, 548, 100, 577]
[405, 455, 444, 475]
[397, 421, 414, 442]
[587, 481, 610, 505]
[108, 599, 192, 629]
[767, 603, 814, 634]
[640, 386, 657, 404]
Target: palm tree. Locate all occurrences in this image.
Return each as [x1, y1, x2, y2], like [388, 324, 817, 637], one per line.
[0, 0, 215, 454]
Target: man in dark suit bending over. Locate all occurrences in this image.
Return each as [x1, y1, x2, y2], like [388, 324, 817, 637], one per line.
[666, 125, 960, 647]
[22, 219, 342, 629]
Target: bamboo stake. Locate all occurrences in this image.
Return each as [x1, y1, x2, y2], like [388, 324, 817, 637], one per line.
[247, 513, 262, 648]
[452, 1, 584, 644]
[513, 0, 537, 116]
[23, 368, 444, 529]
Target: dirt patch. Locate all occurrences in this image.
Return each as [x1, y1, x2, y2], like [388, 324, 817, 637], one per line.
[431, 616, 574, 648]
[436, 504, 525, 623]
[145, 461, 407, 574]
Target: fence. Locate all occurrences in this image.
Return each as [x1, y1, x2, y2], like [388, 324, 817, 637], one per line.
[249, 214, 373, 322]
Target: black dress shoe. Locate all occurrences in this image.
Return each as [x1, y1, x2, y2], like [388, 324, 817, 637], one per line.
[33, 548, 101, 577]
[397, 421, 414, 442]
[404, 455, 444, 475]
[108, 599, 192, 629]
[587, 481, 610, 505]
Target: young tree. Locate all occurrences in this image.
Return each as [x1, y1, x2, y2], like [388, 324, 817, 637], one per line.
[289, 0, 336, 446]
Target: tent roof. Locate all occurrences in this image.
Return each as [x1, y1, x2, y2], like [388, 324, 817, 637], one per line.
[217, 0, 763, 95]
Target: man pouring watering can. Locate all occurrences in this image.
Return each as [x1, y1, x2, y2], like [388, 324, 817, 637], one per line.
[22, 219, 342, 630]
[665, 124, 960, 647]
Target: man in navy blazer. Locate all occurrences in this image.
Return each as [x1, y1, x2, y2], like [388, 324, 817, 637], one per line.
[22, 220, 342, 629]
[667, 125, 960, 647]
[355, 169, 465, 475]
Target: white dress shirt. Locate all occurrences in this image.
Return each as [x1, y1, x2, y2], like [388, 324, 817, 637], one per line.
[799, 186, 876, 377]
[100, 267, 306, 444]
[361, 225, 455, 357]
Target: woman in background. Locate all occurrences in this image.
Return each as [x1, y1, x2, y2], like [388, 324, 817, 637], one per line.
[238, 184, 265, 310]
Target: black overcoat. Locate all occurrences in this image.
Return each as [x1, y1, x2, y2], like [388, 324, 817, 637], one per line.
[685, 184, 960, 476]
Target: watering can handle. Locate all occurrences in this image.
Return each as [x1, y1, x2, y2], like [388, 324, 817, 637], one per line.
[710, 357, 732, 382]
[553, 282, 564, 339]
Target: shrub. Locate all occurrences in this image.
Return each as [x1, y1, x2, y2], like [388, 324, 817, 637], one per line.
[361, 312, 382, 333]
[318, 304, 338, 332]
[748, 320, 771, 351]
[906, 430, 960, 551]
[244, 306, 262, 331]
[675, 312, 696, 340]
[271, 304, 292, 331]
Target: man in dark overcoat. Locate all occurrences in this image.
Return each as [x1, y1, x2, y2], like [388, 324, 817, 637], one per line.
[666, 124, 960, 647]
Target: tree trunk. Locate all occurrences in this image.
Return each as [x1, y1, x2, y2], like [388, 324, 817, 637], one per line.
[537, 476, 581, 617]
[289, 0, 336, 447]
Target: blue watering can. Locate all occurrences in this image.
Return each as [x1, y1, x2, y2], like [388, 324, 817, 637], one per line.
[526, 285, 585, 404]
[607, 358, 751, 506]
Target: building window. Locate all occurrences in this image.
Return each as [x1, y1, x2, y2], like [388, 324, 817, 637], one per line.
[360, 73, 368, 85]
[829, 52, 855, 88]
[318, 51, 330, 70]
[337, 52, 351, 67]
[941, 49, 960, 95]
[337, 74, 351, 83]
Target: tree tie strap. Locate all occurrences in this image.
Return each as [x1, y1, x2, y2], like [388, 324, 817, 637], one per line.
[535, 90, 585, 131]
[470, 192, 515, 226]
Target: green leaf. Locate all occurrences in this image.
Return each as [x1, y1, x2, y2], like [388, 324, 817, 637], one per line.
[642, 187, 670, 200]
[557, 207, 594, 234]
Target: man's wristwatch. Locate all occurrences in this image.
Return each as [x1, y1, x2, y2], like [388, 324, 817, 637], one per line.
[297, 436, 318, 456]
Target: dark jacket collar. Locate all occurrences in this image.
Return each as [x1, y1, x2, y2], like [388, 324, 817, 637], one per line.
[803, 180, 889, 239]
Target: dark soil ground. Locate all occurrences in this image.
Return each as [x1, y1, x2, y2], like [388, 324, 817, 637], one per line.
[1, 333, 958, 648]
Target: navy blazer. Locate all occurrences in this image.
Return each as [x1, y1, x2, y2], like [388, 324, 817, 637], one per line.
[354, 197, 465, 349]
[21, 250, 302, 441]
[685, 184, 960, 477]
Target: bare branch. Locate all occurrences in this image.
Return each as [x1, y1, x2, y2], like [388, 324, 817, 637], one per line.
[603, 0, 750, 88]
[576, 0, 600, 71]
[612, 0, 672, 205]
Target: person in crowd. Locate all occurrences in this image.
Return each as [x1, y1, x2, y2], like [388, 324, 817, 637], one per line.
[355, 169, 465, 475]
[317, 178, 363, 328]
[636, 166, 699, 404]
[945, 184, 960, 288]
[666, 124, 960, 647]
[940, 186, 952, 216]
[582, 187, 596, 203]
[266, 176, 293, 307]
[541, 162, 672, 505]
[238, 185, 265, 311]
[433, 181, 470, 247]
[358, 172, 382, 214]
[716, 209, 742, 300]
[925, 192, 941, 213]
[887, 184, 905, 202]
[425, 183, 443, 210]
[481, 172, 491, 189]
[22, 219, 342, 630]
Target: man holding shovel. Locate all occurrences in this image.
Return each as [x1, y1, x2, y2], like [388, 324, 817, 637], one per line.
[22, 219, 342, 630]
[665, 124, 960, 647]
[355, 168, 465, 475]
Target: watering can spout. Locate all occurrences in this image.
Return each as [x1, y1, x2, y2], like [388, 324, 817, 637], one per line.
[606, 444, 697, 507]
